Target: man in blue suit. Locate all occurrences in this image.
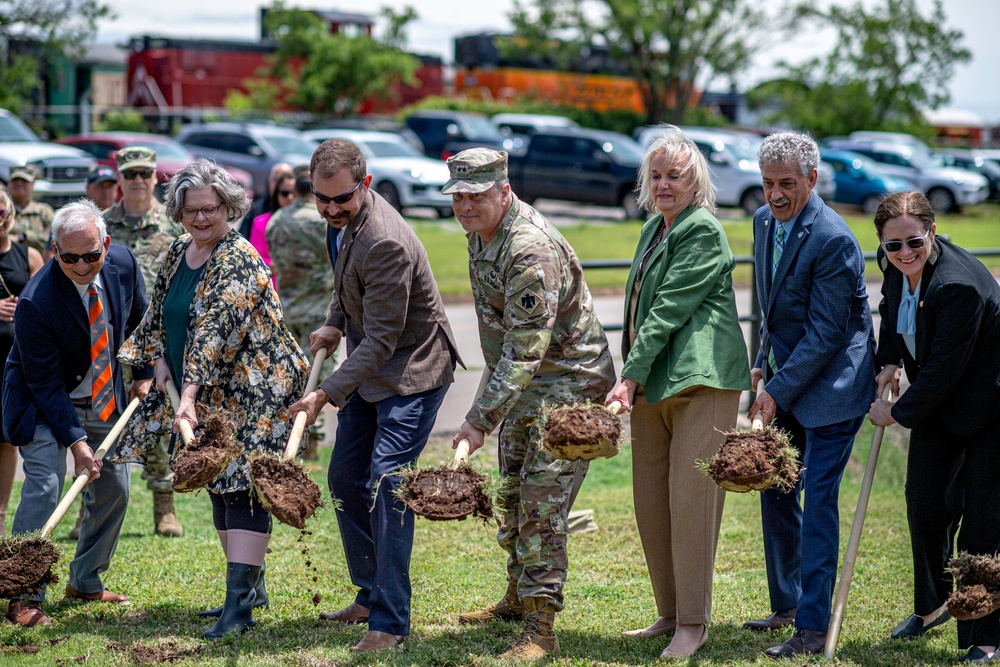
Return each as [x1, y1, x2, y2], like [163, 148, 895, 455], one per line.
[3, 199, 152, 627]
[743, 132, 876, 658]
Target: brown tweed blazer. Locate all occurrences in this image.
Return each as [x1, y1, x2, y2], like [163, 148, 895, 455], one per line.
[320, 189, 462, 406]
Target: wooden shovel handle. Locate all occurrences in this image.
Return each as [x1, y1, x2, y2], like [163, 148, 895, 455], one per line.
[41, 396, 141, 538]
[453, 438, 471, 464]
[284, 348, 328, 461]
[608, 401, 622, 415]
[164, 379, 195, 446]
[751, 379, 766, 431]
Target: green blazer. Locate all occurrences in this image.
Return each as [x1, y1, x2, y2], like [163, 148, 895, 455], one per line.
[621, 206, 751, 404]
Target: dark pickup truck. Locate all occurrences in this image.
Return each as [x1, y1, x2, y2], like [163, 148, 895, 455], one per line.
[507, 128, 645, 219]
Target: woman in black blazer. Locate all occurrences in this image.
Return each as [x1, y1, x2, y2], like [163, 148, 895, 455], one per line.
[869, 191, 1000, 664]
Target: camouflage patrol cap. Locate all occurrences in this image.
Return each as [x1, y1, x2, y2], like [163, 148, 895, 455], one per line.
[442, 148, 508, 194]
[115, 146, 156, 171]
[9, 164, 38, 182]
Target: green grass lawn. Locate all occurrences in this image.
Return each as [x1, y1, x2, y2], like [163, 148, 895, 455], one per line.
[0, 422, 975, 665]
[420, 203, 1000, 297]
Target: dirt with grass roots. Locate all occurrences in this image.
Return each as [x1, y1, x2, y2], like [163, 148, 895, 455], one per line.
[541, 403, 622, 460]
[251, 455, 322, 529]
[400, 464, 494, 522]
[703, 425, 800, 492]
[171, 412, 241, 492]
[947, 553, 1000, 620]
[0, 535, 61, 599]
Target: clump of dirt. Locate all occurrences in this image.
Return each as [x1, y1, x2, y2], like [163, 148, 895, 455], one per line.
[108, 639, 203, 665]
[250, 454, 322, 529]
[398, 464, 494, 522]
[297, 530, 323, 608]
[541, 403, 622, 461]
[172, 413, 241, 493]
[0, 535, 61, 599]
[700, 425, 800, 493]
[947, 553, 1000, 620]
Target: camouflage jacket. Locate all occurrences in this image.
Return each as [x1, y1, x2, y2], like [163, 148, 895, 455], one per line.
[104, 199, 187, 289]
[465, 194, 615, 433]
[265, 199, 335, 324]
[13, 200, 54, 253]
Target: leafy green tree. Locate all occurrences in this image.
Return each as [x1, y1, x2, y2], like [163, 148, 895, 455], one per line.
[506, 0, 768, 125]
[748, 0, 970, 137]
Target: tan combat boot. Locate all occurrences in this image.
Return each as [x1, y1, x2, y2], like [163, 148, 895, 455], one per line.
[500, 599, 559, 659]
[459, 577, 525, 624]
[154, 491, 184, 537]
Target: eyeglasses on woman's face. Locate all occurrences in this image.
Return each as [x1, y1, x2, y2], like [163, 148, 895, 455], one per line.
[181, 204, 224, 220]
[880, 229, 931, 253]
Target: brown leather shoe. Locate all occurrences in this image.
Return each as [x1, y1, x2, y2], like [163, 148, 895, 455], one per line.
[349, 630, 404, 652]
[318, 602, 369, 623]
[5, 600, 52, 627]
[744, 608, 796, 632]
[64, 585, 129, 605]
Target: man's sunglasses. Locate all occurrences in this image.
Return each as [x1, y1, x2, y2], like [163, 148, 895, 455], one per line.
[57, 247, 103, 264]
[278, 189, 294, 197]
[881, 230, 930, 253]
[312, 180, 363, 206]
[122, 169, 154, 180]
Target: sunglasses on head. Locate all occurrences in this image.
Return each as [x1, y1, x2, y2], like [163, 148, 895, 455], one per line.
[122, 169, 154, 180]
[881, 230, 930, 253]
[58, 247, 103, 264]
[312, 180, 363, 206]
[278, 189, 294, 197]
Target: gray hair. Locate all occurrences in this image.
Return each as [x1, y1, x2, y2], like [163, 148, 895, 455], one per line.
[51, 199, 107, 246]
[164, 158, 250, 224]
[636, 128, 716, 214]
[758, 132, 819, 175]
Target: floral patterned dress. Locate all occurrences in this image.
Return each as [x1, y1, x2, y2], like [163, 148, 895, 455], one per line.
[114, 229, 310, 494]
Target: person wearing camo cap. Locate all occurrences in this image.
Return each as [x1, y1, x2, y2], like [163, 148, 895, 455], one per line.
[446, 147, 615, 659]
[7, 164, 54, 254]
[85, 165, 119, 211]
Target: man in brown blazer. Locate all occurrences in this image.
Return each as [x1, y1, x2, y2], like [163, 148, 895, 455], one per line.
[291, 139, 461, 652]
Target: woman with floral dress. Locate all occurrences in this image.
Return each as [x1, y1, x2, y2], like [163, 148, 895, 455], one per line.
[115, 159, 308, 638]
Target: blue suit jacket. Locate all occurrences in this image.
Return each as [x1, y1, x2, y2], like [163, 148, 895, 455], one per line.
[2, 244, 152, 448]
[753, 192, 876, 428]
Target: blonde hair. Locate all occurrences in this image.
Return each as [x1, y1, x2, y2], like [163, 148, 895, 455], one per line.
[636, 128, 716, 214]
[0, 189, 14, 234]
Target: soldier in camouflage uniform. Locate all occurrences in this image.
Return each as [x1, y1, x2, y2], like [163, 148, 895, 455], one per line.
[8, 165, 55, 255]
[445, 148, 615, 659]
[103, 147, 187, 537]
[265, 167, 336, 458]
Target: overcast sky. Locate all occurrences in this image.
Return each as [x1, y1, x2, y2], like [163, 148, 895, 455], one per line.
[96, 0, 1000, 122]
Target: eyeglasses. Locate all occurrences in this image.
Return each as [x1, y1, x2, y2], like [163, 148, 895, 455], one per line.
[57, 247, 104, 265]
[312, 180, 363, 206]
[122, 169, 154, 180]
[881, 230, 931, 253]
[278, 190, 294, 197]
[181, 204, 224, 220]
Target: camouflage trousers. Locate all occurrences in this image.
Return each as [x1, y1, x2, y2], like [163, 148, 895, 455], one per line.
[140, 434, 174, 492]
[496, 413, 588, 611]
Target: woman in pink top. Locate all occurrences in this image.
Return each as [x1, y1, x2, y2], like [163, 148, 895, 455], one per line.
[249, 173, 296, 287]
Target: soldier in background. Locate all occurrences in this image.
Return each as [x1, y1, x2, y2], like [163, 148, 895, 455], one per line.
[7, 165, 54, 254]
[265, 164, 336, 460]
[85, 165, 120, 211]
[446, 148, 615, 659]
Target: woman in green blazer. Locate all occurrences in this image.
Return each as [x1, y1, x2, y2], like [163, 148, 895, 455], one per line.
[608, 129, 751, 658]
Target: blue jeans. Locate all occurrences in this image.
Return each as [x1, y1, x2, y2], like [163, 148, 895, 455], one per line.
[327, 384, 448, 636]
[12, 406, 130, 602]
[758, 412, 864, 632]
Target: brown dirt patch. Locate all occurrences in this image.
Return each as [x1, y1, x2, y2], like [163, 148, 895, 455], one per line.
[250, 454, 322, 529]
[172, 413, 241, 493]
[399, 464, 494, 522]
[948, 584, 1000, 621]
[541, 403, 623, 461]
[108, 639, 203, 664]
[947, 552, 1000, 620]
[0, 535, 61, 599]
[703, 425, 800, 493]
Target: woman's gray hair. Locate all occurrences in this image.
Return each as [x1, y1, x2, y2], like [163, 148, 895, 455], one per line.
[636, 127, 716, 214]
[51, 199, 107, 246]
[165, 158, 251, 224]
[758, 132, 820, 175]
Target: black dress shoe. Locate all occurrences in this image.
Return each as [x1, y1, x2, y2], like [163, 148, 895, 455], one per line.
[961, 647, 996, 664]
[764, 628, 827, 659]
[744, 608, 796, 632]
[891, 611, 952, 639]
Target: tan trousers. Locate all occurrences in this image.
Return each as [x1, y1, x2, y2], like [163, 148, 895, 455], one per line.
[631, 384, 740, 625]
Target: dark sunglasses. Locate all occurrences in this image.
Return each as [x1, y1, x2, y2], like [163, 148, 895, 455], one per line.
[881, 231, 930, 253]
[57, 247, 103, 264]
[278, 189, 295, 197]
[122, 169, 154, 180]
[312, 180, 363, 206]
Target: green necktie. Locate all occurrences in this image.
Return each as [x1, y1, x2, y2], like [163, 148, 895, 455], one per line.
[772, 224, 786, 278]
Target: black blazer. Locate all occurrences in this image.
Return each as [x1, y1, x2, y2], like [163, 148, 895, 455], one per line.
[875, 237, 1000, 435]
[2, 244, 152, 448]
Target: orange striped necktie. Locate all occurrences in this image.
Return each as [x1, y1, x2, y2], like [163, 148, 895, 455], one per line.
[87, 282, 116, 422]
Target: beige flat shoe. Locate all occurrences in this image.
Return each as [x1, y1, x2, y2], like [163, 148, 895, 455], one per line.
[623, 616, 677, 638]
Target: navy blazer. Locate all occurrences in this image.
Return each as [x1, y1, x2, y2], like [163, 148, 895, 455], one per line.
[875, 238, 1000, 435]
[2, 244, 152, 448]
[753, 192, 877, 428]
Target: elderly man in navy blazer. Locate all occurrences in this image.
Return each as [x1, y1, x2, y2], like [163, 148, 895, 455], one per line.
[743, 132, 877, 658]
[3, 199, 152, 627]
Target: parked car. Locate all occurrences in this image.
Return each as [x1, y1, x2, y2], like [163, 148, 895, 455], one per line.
[404, 111, 507, 160]
[176, 122, 317, 198]
[937, 150, 1000, 202]
[820, 148, 917, 214]
[57, 131, 254, 200]
[847, 130, 935, 157]
[302, 129, 453, 218]
[0, 109, 94, 208]
[507, 128, 644, 219]
[303, 117, 424, 154]
[824, 139, 989, 212]
[491, 113, 579, 149]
